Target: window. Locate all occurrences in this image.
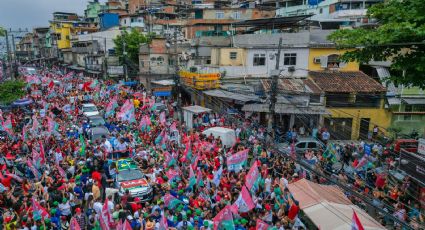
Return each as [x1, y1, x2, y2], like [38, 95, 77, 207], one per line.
[253, 54, 266, 66]
[284, 53, 297, 65]
[404, 104, 413, 121]
[307, 142, 317, 149]
[229, 52, 237, 60]
[327, 54, 341, 68]
[216, 11, 224, 19]
[232, 11, 241, 19]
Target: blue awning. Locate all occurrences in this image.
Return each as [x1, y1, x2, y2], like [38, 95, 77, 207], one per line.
[154, 91, 171, 97]
[123, 81, 138, 86]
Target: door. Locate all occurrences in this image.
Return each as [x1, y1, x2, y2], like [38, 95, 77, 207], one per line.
[359, 118, 370, 140]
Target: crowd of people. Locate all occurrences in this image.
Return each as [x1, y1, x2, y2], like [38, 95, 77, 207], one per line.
[0, 66, 422, 230]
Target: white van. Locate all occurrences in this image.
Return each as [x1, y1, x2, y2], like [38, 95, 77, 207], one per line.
[202, 127, 236, 148]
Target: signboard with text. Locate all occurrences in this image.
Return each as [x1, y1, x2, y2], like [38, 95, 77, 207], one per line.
[418, 138, 425, 155]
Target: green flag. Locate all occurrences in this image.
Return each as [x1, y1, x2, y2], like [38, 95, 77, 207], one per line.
[79, 134, 86, 156]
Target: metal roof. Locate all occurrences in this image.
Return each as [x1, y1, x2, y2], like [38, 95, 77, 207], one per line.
[182, 105, 211, 114]
[203, 89, 260, 102]
[232, 15, 313, 28]
[242, 103, 329, 115]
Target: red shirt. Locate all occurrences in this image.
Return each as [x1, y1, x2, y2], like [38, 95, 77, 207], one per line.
[287, 204, 299, 220]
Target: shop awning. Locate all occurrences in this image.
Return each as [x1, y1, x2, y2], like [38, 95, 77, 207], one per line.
[288, 179, 385, 230]
[402, 98, 425, 105]
[151, 79, 175, 86]
[182, 105, 211, 114]
[242, 103, 329, 115]
[203, 89, 260, 103]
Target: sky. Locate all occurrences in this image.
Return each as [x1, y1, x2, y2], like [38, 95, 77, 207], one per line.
[0, 0, 107, 30]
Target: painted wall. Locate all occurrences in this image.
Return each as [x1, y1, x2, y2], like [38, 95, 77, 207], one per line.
[201, 9, 274, 20]
[328, 103, 392, 140]
[100, 13, 120, 30]
[211, 48, 246, 66]
[210, 47, 309, 78]
[51, 22, 72, 49]
[308, 48, 359, 71]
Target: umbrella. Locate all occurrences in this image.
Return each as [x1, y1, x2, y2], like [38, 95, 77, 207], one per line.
[12, 98, 33, 106]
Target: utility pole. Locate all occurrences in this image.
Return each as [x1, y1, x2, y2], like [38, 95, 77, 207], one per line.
[11, 34, 17, 79]
[123, 36, 128, 81]
[268, 37, 283, 140]
[4, 30, 12, 79]
[173, 29, 183, 122]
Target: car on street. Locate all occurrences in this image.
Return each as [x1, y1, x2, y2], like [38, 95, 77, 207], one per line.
[88, 126, 110, 142]
[114, 158, 153, 202]
[82, 103, 100, 117]
[88, 115, 106, 127]
[277, 137, 325, 155]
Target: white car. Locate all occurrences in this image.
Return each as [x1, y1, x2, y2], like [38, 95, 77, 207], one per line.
[82, 103, 100, 117]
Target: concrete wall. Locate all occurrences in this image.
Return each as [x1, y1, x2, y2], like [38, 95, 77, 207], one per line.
[78, 27, 121, 52]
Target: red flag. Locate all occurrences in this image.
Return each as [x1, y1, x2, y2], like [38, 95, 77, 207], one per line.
[256, 219, 270, 230]
[352, 210, 365, 230]
[70, 217, 81, 230]
[48, 81, 54, 89]
[100, 198, 113, 230]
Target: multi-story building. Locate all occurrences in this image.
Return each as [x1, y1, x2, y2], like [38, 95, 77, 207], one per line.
[15, 33, 35, 61]
[276, 0, 383, 28]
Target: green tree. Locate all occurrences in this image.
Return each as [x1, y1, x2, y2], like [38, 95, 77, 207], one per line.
[113, 29, 150, 64]
[0, 27, 5, 37]
[328, 0, 425, 88]
[0, 80, 26, 104]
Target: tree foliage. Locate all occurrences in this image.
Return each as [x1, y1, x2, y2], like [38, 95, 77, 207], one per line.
[0, 27, 5, 37]
[0, 80, 26, 104]
[113, 29, 150, 64]
[328, 0, 425, 88]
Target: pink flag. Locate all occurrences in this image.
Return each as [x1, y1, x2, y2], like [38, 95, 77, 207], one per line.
[158, 215, 168, 230]
[56, 164, 67, 178]
[100, 198, 113, 230]
[352, 210, 365, 230]
[27, 159, 40, 179]
[170, 121, 177, 131]
[22, 125, 27, 141]
[5, 173, 23, 182]
[255, 219, 270, 230]
[122, 219, 132, 230]
[31, 198, 50, 220]
[160, 111, 166, 125]
[39, 141, 45, 165]
[213, 205, 234, 230]
[166, 168, 180, 181]
[233, 186, 255, 213]
[245, 161, 260, 192]
[70, 217, 81, 230]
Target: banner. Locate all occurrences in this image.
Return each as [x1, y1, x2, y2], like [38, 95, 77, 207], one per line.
[213, 166, 223, 187]
[226, 149, 249, 172]
[245, 161, 261, 193]
[233, 186, 255, 213]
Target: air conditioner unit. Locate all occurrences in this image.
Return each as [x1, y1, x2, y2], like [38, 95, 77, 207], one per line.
[313, 57, 321, 64]
[287, 66, 295, 72]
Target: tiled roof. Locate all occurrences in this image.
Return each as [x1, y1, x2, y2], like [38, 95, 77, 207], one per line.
[309, 71, 386, 93]
[261, 78, 323, 94]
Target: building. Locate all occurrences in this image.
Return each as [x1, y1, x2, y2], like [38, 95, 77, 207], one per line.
[15, 33, 35, 61]
[99, 13, 120, 30]
[310, 71, 389, 140]
[85, 0, 107, 24]
[139, 38, 184, 90]
[33, 27, 55, 59]
[276, 0, 383, 28]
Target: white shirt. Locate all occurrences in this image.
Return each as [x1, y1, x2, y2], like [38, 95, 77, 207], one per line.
[265, 177, 272, 192]
[93, 201, 103, 214]
[108, 200, 114, 212]
[104, 140, 113, 153]
[59, 201, 71, 216]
